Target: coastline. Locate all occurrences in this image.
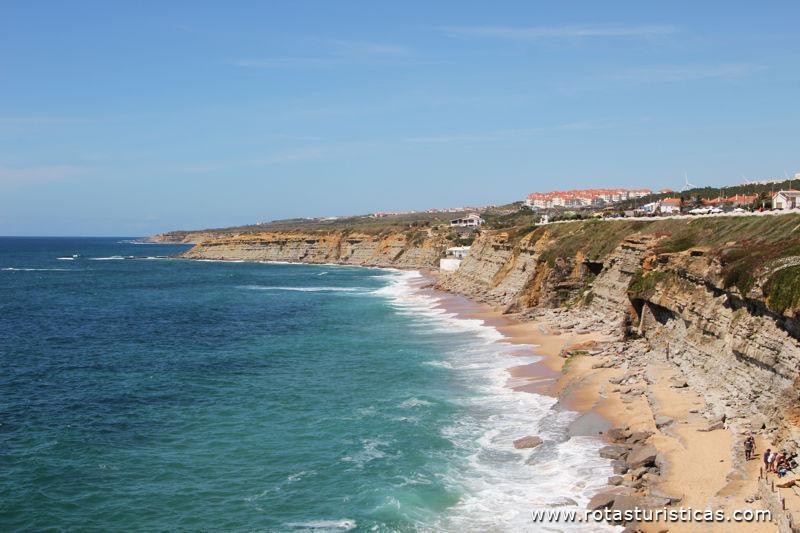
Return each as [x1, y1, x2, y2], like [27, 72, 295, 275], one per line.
[175, 256, 782, 530]
[417, 270, 776, 532]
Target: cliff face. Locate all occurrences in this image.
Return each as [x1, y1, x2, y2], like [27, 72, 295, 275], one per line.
[181, 230, 448, 269]
[437, 215, 800, 450]
[174, 214, 800, 449]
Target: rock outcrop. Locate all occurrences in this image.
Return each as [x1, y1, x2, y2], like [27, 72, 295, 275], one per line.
[180, 230, 448, 269]
[435, 216, 800, 452]
[174, 214, 800, 452]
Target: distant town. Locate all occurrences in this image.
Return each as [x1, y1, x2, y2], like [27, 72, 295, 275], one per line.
[247, 173, 800, 231]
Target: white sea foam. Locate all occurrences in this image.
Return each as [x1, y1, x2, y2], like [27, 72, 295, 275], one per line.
[340, 438, 390, 468]
[375, 269, 616, 531]
[284, 519, 356, 531]
[2, 267, 74, 271]
[116, 239, 158, 244]
[239, 285, 365, 293]
[399, 397, 433, 409]
[86, 255, 167, 261]
[56, 257, 75, 260]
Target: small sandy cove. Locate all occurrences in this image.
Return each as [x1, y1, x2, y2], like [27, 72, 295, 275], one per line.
[419, 275, 780, 532]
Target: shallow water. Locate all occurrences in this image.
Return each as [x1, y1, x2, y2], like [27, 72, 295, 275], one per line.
[0, 237, 612, 531]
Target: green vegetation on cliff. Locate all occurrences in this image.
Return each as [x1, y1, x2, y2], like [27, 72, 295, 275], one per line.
[628, 270, 673, 300]
[511, 215, 800, 300]
[766, 266, 800, 315]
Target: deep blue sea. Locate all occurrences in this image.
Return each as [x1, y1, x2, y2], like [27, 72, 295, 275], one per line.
[0, 237, 612, 532]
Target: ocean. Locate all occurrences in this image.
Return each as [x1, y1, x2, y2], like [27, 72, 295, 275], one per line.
[0, 237, 613, 531]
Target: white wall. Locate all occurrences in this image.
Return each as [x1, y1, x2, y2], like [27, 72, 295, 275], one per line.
[439, 258, 462, 272]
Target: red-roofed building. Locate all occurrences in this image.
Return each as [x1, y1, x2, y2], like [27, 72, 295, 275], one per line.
[659, 197, 682, 214]
[525, 188, 653, 209]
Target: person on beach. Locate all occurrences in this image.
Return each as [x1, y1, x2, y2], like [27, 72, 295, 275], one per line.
[773, 451, 784, 473]
[764, 449, 772, 472]
[744, 435, 755, 460]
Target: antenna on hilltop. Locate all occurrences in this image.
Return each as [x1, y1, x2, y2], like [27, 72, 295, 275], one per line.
[681, 172, 695, 192]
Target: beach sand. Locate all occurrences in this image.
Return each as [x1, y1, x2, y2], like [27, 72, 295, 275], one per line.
[419, 273, 777, 531]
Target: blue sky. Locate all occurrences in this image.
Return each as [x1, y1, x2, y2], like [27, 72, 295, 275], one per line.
[1, 1, 798, 235]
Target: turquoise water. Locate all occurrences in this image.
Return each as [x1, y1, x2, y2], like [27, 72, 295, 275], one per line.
[0, 237, 612, 531]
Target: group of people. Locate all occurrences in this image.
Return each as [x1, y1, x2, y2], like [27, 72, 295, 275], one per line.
[745, 435, 798, 479]
[763, 446, 798, 478]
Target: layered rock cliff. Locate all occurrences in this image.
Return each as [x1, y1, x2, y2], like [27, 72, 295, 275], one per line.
[176, 214, 800, 450]
[180, 230, 448, 269]
[437, 215, 800, 451]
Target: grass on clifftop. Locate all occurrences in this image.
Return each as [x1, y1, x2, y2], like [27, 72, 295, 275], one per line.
[513, 214, 800, 298]
[766, 265, 800, 314]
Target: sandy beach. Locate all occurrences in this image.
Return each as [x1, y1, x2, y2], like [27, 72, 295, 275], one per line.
[418, 272, 779, 531]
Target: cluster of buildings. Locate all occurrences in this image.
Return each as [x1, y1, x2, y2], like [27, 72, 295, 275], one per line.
[525, 188, 653, 209]
[639, 194, 758, 215]
[371, 205, 497, 219]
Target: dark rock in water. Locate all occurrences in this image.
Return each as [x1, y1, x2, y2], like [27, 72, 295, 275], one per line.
[608, 475, 624, 486]
[627, 444, 658, 469]
[513, 435, 543, 449]
[599, 444, 629, 460]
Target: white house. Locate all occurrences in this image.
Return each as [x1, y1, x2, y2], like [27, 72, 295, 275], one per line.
[450, 213, 484, 227]
[659, 198, 682, 214]
[640, 201, 660, 214]
[772, 190, 800, 210]
[446, 246, 471, 259]
[440, 246, 471, 271]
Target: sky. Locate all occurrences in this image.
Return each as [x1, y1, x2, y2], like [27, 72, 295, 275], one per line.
[1, 1, 799, 236]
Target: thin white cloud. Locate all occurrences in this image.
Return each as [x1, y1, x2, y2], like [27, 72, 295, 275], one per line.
[326, 40, 410, 57]
[404, 128, 545, 144]
[443, 24, 676, 40]
[233, 39, 414, 69]
[403, 121, 631, 144]
[607, 63, 763, 83]
[232, 58, 340, 69]
[0, 165, 84, 184]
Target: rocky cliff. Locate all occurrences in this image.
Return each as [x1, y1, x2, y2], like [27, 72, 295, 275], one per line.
[176, 214, 800, 450]
[180, 230, 448, 269]
[437, 214, 800, 451]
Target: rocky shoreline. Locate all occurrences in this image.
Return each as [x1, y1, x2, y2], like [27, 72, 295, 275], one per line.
[174, 214, 800, 530]
[501, 306, 791, 531]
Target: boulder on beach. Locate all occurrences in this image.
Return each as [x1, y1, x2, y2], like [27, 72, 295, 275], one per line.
[654, 415, 673, 429]
[627, 444, 658, 469]
[599, 444, 628, 460]
[606, 426, 631, 442]
[513, 435, 543, 449]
